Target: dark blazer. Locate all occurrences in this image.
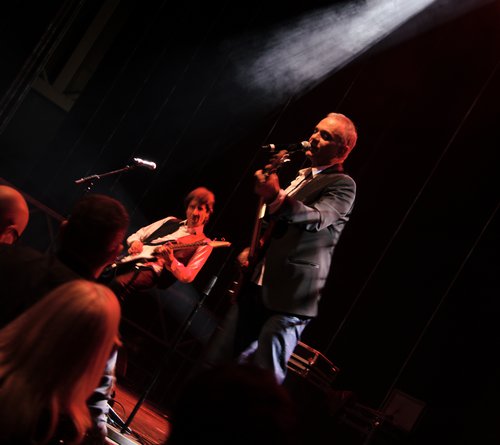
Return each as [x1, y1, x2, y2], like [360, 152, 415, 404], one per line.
[262, 164, 356, 317]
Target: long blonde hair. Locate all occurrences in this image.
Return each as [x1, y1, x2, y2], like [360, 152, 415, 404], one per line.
[0, 279, 121, 444]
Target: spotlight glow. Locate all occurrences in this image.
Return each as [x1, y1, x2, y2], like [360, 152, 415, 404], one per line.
[226, 0, 490, 103]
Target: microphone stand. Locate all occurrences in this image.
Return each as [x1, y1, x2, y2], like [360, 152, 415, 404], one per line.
[120, 252, 231, 434]
[73, 161, 152, 434]
[73, 163, 140, 192]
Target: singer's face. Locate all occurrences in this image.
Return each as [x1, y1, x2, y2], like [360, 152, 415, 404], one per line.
[186, 199, 210, 228]
[307, 117, 347, 166]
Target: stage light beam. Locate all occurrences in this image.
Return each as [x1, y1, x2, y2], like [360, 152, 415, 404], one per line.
[225, 0, 493, 104]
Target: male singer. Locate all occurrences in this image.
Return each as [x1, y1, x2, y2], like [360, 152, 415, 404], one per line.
[206, 112, 358, 384]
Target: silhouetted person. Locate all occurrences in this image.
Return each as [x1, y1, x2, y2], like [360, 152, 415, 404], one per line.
[0, 191, 129, 438]
[0, 280, 121, 445]
[0, 185, 29, 245]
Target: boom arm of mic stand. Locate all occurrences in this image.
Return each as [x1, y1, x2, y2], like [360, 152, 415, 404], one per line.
[74, 165, 137, 185]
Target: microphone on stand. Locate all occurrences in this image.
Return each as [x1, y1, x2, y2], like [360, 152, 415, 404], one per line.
[261, 141, 311, 153]
[132, 158, 157, 170]
[74, 158, 157, 188]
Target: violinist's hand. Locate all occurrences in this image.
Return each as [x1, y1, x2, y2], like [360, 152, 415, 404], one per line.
[155, 244, 175, 267]
[254, 170, 280, 203]
[237, 247, 250, 269]
[128, 240, 143, 254]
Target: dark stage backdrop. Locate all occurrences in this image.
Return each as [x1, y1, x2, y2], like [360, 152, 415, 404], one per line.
[1, 1, 499, 443]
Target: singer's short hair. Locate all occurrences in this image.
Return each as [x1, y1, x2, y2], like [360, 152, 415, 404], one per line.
[184, 187, 215, 214]
[326, 112, 358, 152]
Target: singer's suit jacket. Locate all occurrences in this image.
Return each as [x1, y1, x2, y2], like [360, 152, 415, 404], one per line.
[262, 163, 356, 317]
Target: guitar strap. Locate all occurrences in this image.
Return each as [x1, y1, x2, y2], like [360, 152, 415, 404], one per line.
[142, 218, 182, 245]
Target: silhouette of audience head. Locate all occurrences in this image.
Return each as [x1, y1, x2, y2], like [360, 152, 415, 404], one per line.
[0, 185, 29, 245]
[0, 279, 121, 444]
[166, 363, 299, 445]
[58, 193, 129, 278]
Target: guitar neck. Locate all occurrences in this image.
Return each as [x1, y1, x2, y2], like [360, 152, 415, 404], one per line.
[170, 240, 206, 250]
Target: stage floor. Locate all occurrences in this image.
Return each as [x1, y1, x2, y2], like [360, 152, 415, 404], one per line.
[107, 384, 171, 445]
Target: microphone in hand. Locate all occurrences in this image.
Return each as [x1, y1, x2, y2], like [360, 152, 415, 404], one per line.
[261, 141, 311, 153]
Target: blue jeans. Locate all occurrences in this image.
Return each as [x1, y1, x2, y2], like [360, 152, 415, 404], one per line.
[87, 348, 118, 436]
[205, 283, 310, 384]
